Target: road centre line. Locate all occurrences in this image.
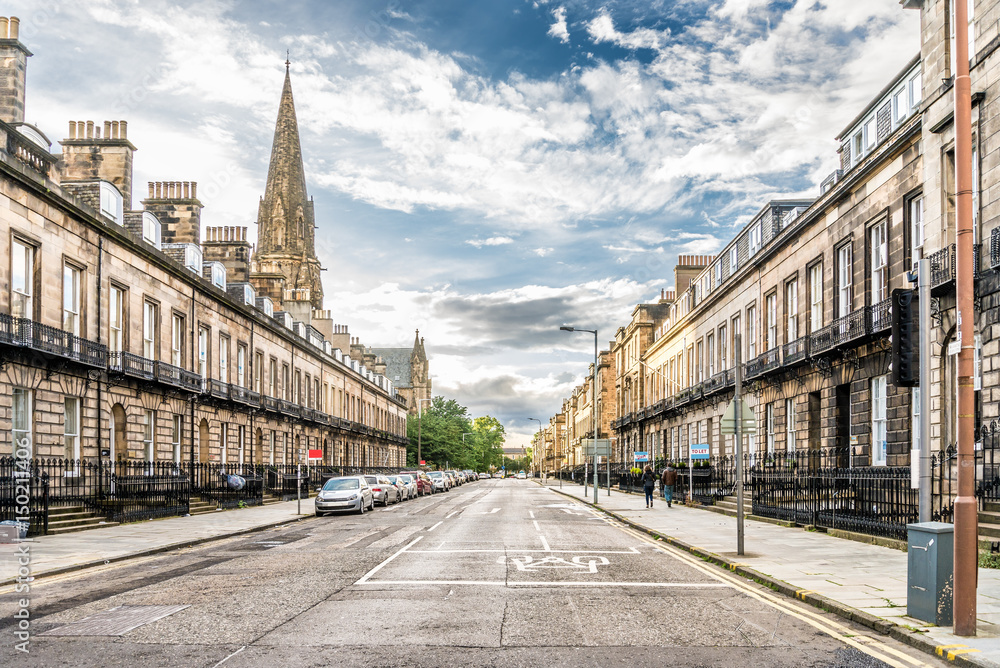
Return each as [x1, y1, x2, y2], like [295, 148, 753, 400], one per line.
[539, 535, 551, 552]
[427, 521, 443, 532]
[446, 510, 460, 519]
[528, 511, 535, 518]
[622, 527, 930, 668]
[356, 580, 731, 588]
[532, 520, 540, 531]
[354, 536, 423, 585]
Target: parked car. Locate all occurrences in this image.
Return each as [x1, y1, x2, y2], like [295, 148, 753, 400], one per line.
[479, 472, 489, 480]
[444, 472, 457, 488]
[401, 470, 434, 495]
[493, 472, 503, 478]
[464, 470, 476, 482]
[516, 471, 526, 479]
[315, 476, 374, 516]
[445, 470, 461, 486]
[427, 471, 449, 492]
[365, 474, 400, 506]
[390, 474, 416, 500]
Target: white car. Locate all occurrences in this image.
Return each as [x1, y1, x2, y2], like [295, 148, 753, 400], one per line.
[516, 471, 526, 479]
[315, 476, 374, 515]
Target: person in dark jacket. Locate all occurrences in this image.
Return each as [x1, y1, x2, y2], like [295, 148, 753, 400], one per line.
[641, 465, 656, 508]
[661, 465, 677, 507]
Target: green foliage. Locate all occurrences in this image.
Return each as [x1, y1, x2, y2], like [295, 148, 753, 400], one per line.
[980, 551, 1000, 569]
[406, 397, 506, 471]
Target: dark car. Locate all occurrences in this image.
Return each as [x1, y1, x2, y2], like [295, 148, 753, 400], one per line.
[401, 470, 434, 496]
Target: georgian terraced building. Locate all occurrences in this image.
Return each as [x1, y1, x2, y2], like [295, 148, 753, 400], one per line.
[542, 0, 1000, 511]
[0, 18, 409, 474]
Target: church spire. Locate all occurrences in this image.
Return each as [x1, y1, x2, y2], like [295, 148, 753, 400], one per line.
[252, 62, 323, 309]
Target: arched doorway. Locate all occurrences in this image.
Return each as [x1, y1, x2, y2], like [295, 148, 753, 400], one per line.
[199, 419, 210, 462]
[111, 404, 127, 461]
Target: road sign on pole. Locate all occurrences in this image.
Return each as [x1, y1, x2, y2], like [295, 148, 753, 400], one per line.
[720, 398, 757, 435]
[582, 439, 612, 457]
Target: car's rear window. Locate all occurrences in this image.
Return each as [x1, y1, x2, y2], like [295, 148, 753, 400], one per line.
[364, 476, 378, 484]
[323, 478, 360, 491]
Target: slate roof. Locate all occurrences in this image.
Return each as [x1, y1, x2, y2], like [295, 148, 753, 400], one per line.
[370, 348, 412, 387]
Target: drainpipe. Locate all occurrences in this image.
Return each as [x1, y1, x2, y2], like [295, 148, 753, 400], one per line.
[953, 0, 978, 637]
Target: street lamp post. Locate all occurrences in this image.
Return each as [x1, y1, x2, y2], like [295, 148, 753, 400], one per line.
[528, 417, 542, 479]
[417, 398, 433, 468]
[560, 325, 598, 505]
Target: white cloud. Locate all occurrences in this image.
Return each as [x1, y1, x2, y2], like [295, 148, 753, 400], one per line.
[466, 236, 515, 248]
[586, 9, 670, 51]
[548, 6, 570, 44]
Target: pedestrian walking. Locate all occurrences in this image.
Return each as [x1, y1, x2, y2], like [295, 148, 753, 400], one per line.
[661, 464, 677, 508]
[642, 465, 656, 508]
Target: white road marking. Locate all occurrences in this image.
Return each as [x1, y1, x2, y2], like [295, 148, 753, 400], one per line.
[427, 521, 444, 532]
[446, 510, 460, 519]
[478, 507, 501, 514]
[354, 536, 423, 584]
[539, 535, 551, 552]
[405, 548, 639, 554]
[357, 580, 730, 588]
[532, 520, 541, 531]
[211, 646, 247, 668]
[528, 511, 535, 519]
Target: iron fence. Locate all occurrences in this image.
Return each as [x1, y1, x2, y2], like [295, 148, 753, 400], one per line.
[190, 462, 263, 509]
[0, 458, 49, 536]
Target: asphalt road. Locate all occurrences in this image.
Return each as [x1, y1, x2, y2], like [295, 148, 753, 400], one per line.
[1, 479, 949, 667]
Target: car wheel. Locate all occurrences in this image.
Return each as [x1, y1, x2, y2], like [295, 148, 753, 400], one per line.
[358, 500, 365, 515]
[315, 510, 325, 517]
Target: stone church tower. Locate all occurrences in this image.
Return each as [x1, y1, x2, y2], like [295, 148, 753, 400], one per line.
[370, 330, 433, 415]
[251, 61, 324, 310]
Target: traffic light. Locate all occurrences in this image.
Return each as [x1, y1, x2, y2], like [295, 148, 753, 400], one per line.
[891, 288, 918, 387]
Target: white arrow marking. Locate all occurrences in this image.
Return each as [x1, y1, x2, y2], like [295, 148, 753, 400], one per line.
[478, 507, 501, 514]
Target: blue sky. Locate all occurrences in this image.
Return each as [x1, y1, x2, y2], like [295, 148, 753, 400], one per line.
[11, 1, 919, 448]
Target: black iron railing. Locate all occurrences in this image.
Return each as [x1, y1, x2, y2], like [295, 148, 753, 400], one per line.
[868, 298, 891, 333]
[154, 361, 203, 393]
[0, 458, 49, 536]
[109, 351, 155, 379]
[782, 337, 807, 365]
[929, 243, 955, 288]
[190, 462, 263, 509]
[8, 318, 108, 367]
[208, 379, 230, 400]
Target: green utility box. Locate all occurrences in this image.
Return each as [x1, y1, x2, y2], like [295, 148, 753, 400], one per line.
[906, 522, 954, 625]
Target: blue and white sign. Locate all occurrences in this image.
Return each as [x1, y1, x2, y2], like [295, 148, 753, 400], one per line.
[634, 451, 649, 462]
[690, 445, 710, 460]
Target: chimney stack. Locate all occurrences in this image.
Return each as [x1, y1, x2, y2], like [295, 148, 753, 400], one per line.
[0, 16, 30, 124]
[142, 181, 204, 246]
[59, 119, 137, 209]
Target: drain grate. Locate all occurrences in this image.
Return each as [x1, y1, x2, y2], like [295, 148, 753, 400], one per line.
[41, 605, 190, 636]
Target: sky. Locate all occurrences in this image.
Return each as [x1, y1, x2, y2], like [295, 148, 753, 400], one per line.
[11, 1, 920, 449]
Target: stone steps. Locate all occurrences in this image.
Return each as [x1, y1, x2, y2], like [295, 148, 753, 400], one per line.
[45, 505, 119, 535]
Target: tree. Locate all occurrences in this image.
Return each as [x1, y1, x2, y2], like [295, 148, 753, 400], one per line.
[472, 416, 505, 471]
[406, 397, 473, 469]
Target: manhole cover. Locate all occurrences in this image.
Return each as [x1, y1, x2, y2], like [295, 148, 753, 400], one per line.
[42, 605, 190, 636]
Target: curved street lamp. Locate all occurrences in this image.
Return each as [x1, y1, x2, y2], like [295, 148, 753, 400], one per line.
[560, 325, 598, 504]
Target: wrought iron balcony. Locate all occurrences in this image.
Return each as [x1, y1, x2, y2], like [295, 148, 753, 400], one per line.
[208, 379, 230, 400]
[745, 348, 779, 379]
[278, 399, 300, 417]
[229, 385, 252, 405]
[153, 360, 202, 393]
[929, 244, 955, 289]
[108, 351, 154, 379]
[782, 337, 807, 366]
[261, 395, 280, 412]
[868, 298, 891, 334]
[2, 317, 108, 368]
[703, 370, 727, 395]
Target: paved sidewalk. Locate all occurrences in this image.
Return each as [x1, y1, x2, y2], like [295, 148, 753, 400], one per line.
[542, 480, 1000, 668]
[0, 497, 315, 585]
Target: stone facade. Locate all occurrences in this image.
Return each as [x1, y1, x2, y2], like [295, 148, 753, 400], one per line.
[0, 22, 408, 469]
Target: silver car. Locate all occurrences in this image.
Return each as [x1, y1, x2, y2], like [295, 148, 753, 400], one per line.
[427, 471, 448, 492]
[365, 474, 400, 506]
[315, 476, 373, 516]
[390, 474, 417, 500]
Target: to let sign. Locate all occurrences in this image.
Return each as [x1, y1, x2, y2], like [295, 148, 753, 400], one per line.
[690, 445, 710, 460]
[634, 451, 649, 462]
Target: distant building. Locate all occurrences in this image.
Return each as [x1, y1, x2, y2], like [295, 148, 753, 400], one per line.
[370, 330, 432, 415]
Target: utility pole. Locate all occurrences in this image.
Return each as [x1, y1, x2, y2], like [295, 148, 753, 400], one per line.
[735, 335, 744, 556]
[953, 0, 977, 637]
[417, 398, 432, 467]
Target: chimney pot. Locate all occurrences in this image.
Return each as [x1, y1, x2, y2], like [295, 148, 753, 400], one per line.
[148, 182, 154, 198]
[111, 120, 120, 139]
[0, 18, 9, 39]
[120, 120, 127, 139]
[191, 182, 197, 198]
[9, 17, 19, 40]
[183, 181, 190, 198]
[86, 121, 94, 139]
[68, 121, 76, 139]
[103, 121, 111, 138]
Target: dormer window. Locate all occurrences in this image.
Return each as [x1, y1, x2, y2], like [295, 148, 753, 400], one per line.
[749, 223, 761, 257]
[211, 263, 226, 290]
[99, 181, 123, 224]
[183, 244, 202, 274]
[142, 211, 161, 248]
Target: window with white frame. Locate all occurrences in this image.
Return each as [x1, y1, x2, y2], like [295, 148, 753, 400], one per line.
[221, 423, 228, 465]
[171, 414, 182, 464]
[870, 220, 888, 304]
[719, 324, 728, 370]
[729, 247, 738, 274]
[766, 402, 775, 454]
[909, 195, 924, 269]
[809, 263, 823, 333]
[11, 238, 34, 319]
[749, 223, 762, 257]
[269, 358, 277, 398]
[110, 285, 125, 353]
[837, 243, 853, 317]
[765, 292, 777, 351]
[732, 315, 742, 363]
[237, 344, 247, 388]
[706, 333, 715, 377]
[143, 409, 156, 462]
[63, 263, 81, 335]
[219, 335, 229, 382]
[863, 117, 876, 151]
[198, 327, 209, 378]
[872, 375, 887, 466]
[64, 397, 80, 461]
[255, 352, 264, 394]
[269, 431, 276, 465]
[748, 306, 758, 358]
[143, 301, 158, 360]
[12, 388, 32, 457]
[142, 212, 161, 248]
[786, 279, 798, 342]
[171, 313, 183, 367]
[99, 181, 123, 224]
[238, 425, 246, 463]
[785, 398, 795, 453]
